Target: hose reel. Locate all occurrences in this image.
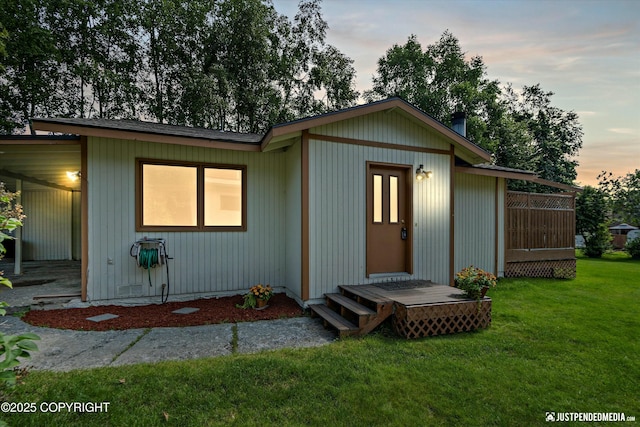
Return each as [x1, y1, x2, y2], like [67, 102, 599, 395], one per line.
[130, 238, 171, 303]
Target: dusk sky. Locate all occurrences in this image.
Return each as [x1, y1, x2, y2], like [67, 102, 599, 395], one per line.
[274, 0, 640, 187]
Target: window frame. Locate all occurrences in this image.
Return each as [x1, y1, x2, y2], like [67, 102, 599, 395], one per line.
[135, 158, 247, 232]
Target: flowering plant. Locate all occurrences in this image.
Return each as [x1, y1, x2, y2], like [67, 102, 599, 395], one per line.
[237, 284, 273, 309]
[454, 266, 497, 300]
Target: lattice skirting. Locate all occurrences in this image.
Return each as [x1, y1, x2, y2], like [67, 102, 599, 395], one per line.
[505, 259, 576, 279]
[392, 300, 491, 339]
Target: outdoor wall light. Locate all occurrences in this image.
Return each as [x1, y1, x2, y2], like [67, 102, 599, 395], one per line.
[66, 171, 81, 182]
[416, 165, 432, 181]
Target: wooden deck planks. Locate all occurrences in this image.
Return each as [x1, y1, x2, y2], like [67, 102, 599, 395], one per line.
[342, 281, 474, 307]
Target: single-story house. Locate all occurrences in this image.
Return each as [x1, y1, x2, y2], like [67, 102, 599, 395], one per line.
[0, 98, 578, 305]
[609, 223, 639, 249]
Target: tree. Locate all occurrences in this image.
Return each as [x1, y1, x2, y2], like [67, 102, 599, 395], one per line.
[200, 0, 358, 133]
[598, 169, 640, 226]
[575, 185, 611, 257]
[365, 31, 502, 150]
[1, 0, 358, 134]
[367, 31, 583, 192]
[0, 0, 65, 134]
[504, 84, 583, 191]
[0, 21, 7, 70]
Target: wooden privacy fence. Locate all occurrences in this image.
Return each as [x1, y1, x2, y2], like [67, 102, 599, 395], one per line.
[505, 191, 576, 278]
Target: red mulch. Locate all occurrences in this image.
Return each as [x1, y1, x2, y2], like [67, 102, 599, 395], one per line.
[22, 293, 304, 331]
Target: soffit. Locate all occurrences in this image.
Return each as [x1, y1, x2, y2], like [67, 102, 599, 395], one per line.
[0, 143, 81, 191]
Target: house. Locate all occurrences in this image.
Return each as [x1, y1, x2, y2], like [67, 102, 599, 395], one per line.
[609, 223, 638, 249]
[0, 98, 578, 309]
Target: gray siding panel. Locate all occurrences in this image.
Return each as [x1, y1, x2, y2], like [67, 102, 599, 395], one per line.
[454, 173, 497, 275]
[284, 141, 302, 300]
[313, 110, 451, 151]
[86, 137, 286, 301]
[22, 189, 72, 260]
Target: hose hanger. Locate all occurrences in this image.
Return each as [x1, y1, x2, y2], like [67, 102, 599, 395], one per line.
[130, 238, 171, 303]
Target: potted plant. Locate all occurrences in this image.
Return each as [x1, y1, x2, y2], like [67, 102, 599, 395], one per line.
[454, 266, 497, 300]
[237, 284, 273, 309]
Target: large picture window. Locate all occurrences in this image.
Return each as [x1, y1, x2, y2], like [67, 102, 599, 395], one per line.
[136, 159, 246, 231]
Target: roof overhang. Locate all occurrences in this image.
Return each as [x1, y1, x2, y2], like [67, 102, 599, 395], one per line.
[32, 118, 262, 152]
[456, 165, 583, 192]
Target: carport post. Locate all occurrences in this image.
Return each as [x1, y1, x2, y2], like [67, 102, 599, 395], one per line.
[13, 179, 22, 275]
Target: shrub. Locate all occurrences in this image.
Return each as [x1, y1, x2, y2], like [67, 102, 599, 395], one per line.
[583, 223, 612, 258]
[625, 236, 640, 259]
[0, 182, 39, 388]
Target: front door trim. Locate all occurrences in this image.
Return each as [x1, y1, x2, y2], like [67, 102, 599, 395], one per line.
[366, 161, 413, 277]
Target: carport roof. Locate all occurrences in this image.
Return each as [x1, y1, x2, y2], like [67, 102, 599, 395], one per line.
[0, 135, 82, 191]
[32, 117, 263, 151]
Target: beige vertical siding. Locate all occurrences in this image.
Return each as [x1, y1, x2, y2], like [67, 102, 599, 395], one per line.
[86, 137, 287, 301]
[454, 173, 502, 275]
[22, 188, 72, 260]
[307, 110, 453, 300]
[284, 140, 302, 300]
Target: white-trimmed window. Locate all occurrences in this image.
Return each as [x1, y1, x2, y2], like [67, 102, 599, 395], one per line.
[136, 159, 246, 231]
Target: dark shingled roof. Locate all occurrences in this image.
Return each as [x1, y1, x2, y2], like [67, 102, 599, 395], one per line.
[33, 117, 263, 145]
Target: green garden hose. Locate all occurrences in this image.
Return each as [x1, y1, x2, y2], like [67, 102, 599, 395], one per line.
[137, 247, 159, 287]
[130, 241, 171, 303]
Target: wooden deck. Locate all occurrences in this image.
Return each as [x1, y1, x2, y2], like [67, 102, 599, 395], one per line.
[341, 280, 471, 306]
[311, 280, 491, 339]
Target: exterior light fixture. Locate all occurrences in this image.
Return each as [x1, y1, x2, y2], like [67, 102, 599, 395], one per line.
[66, 171, 81, 182]
[416, 165, 432, 181]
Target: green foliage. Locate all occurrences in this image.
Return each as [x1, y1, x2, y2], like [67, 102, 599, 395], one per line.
[236, 284, 273, 309]
[576, 185, 608, 236]
[624, 236, 640, 259]
[0, 182, 25, 281]
[0, 22, 7, 70]
[0, 0, 63, 134]
[583, 223, 612, 258]
[503, 83, 583, 191]
[365, 31, 502, 150]
[0, 182, 37, 389]
[454, 265, 497, 300]
[0, 0, 359, 134]
[598, 169, 640, 226]
[0, 333, 40, 387]
[552, 267, 576, 279]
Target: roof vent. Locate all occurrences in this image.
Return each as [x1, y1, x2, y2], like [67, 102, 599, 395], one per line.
[451, 112, 466, 137]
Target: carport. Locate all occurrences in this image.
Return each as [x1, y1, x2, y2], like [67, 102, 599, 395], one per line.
[0, 135, 85, 300]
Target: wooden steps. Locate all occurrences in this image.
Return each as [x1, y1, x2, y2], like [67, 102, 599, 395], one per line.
[308, 303, 359, 337]
[310, 286, 394, 338]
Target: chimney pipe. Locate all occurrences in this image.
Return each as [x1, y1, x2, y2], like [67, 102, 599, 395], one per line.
[451, 112, 466, 137]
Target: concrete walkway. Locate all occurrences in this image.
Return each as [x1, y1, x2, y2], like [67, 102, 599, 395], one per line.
[0, 260, 338, 371]
[0, 315, 337, 372]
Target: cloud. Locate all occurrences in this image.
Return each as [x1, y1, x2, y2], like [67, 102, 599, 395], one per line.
[608, 128, 638, 135]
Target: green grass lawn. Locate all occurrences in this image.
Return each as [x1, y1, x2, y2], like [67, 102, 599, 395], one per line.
[2, 254, 639, 426]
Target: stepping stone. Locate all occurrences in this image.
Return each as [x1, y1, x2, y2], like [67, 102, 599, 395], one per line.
[172, 307, 200, 315]
[86, 313, 119, 322]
